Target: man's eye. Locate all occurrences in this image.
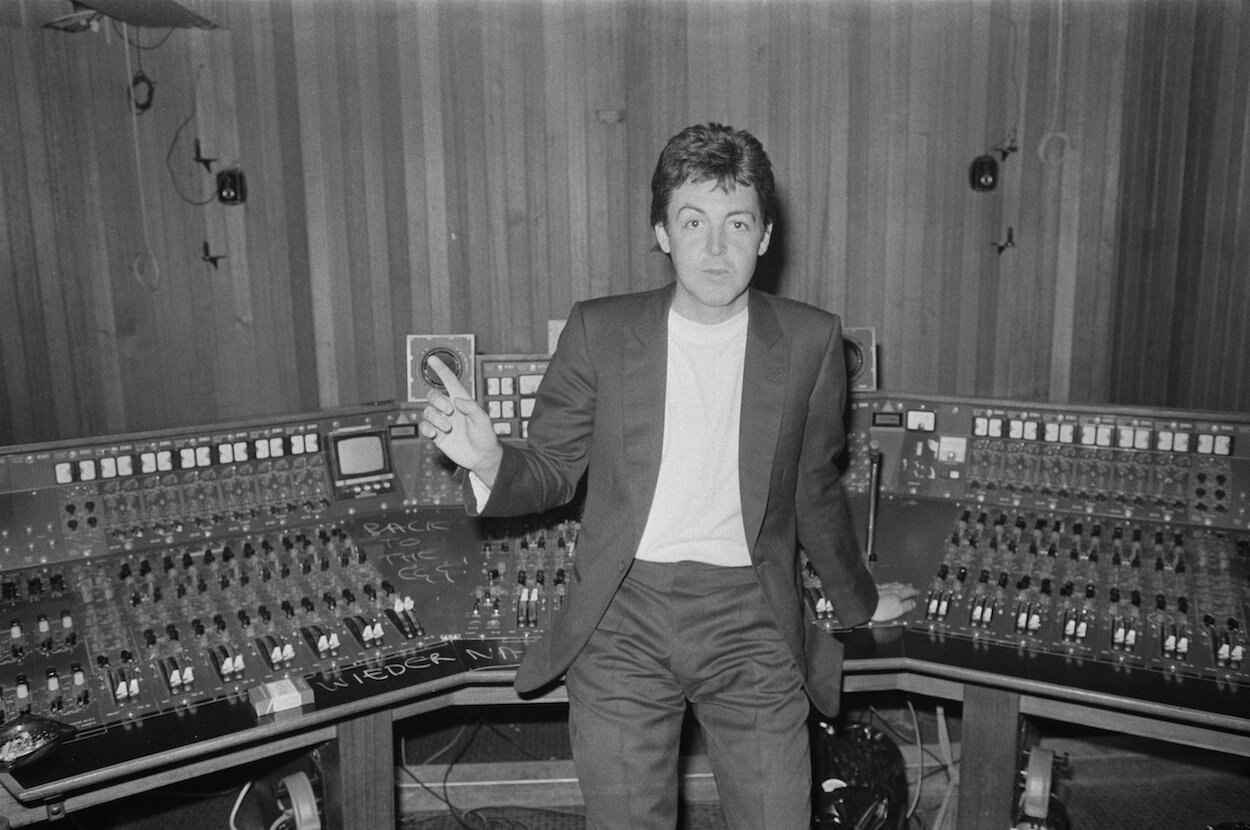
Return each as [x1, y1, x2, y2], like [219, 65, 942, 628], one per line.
[685, 219, 702, 229]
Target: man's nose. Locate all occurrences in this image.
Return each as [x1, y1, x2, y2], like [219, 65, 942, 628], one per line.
[705, 225, 726, 255]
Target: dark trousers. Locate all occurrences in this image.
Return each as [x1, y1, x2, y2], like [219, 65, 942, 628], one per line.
[565, 559, 812, 830]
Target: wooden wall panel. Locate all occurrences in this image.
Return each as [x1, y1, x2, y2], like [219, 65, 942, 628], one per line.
[240, 0, 304, 416]
[1066, 1, 1127, 405]
[264, 0, 320, 416]
[1, 0, 1248, 447]
[7, 34, 74, 440]
[1110, 0, 1250, 411]
[1172, 0, 1250, 411]
[956, 0, 997, 396]
[396, 0, 438, 338]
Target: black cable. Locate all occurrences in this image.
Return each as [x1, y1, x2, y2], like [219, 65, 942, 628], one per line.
[855, 706, 956, 771]
[478, 719, 547, 762]
[397, 719, 487, 828]
[398, 714, 592, 830]
[111, 21, 176, 49]
[439, 720, 485, 828]
[165, 100, 215, 206]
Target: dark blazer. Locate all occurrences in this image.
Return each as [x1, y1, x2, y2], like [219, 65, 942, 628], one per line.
[471, 284, 878, 716]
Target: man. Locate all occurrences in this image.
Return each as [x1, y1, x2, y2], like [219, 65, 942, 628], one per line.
[419, 123, 917, 829]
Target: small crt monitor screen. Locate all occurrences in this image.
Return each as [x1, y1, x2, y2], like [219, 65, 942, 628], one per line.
[335, 433, 387, 477]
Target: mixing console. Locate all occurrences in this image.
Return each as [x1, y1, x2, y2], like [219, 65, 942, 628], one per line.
[0, 388, 1246, 797]
[813, 394, 1249, 696]
[0, 403, 579, 784]
[841, 394, 1247, 529]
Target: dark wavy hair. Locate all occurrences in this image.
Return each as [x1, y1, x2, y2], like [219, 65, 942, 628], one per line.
[649, 123, 778, 230]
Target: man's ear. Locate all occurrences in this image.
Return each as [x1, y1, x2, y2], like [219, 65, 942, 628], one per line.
[758, 223, 773, 257]
[654, 222, 672, 255]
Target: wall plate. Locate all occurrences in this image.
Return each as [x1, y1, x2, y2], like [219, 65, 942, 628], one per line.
[842, 327, 878, 392]
[406, 334, 476, 402]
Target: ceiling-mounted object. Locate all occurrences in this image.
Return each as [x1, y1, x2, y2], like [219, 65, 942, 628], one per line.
[43, 4, 102, 32]
[41, 0, 216, 31]
[80, 0, 215, 28]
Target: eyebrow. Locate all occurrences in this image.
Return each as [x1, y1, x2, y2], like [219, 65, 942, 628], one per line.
[674, 204, 758, 221]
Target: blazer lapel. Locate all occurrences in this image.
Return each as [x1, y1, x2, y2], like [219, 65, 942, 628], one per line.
[739, 291, 788, 551]
[621, 286, 672, 528]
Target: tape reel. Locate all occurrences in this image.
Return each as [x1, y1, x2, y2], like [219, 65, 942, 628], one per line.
[1013, 748, 1071, 830]
[406, 334, 476, 402]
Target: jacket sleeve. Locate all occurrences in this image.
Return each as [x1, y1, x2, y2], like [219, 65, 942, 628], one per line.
[464, 302, 596, 518]
[795, 315, 879, 627]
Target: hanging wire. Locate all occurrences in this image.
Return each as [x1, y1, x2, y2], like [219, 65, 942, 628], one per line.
[1006, 5, 1022, 134]
[1037, 0, 1070, 166]
[123, 23, 161, 289]
[112, 20, 177, 49]
[979, 9, 1020, 164]
[166, 65, 216, 205]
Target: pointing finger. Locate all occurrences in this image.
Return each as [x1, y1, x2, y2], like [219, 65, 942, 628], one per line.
[425, 355, 472, 400]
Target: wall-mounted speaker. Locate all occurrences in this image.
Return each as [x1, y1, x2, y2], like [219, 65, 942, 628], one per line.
[406, 334, 476, 402]
[216, 168, 247, 204]
[969, 154, 999, 191]
[842, 327, 878, 392]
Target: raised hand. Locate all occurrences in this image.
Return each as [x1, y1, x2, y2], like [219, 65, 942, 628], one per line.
[417, 356, 504, 487]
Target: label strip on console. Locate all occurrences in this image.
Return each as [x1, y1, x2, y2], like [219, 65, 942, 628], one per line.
[304, 639, 528, 708]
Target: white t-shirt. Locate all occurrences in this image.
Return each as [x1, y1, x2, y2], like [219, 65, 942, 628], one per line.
[634, 306, 751, 567]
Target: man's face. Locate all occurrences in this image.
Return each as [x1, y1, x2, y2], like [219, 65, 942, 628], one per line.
[654, 179, 772, 324]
